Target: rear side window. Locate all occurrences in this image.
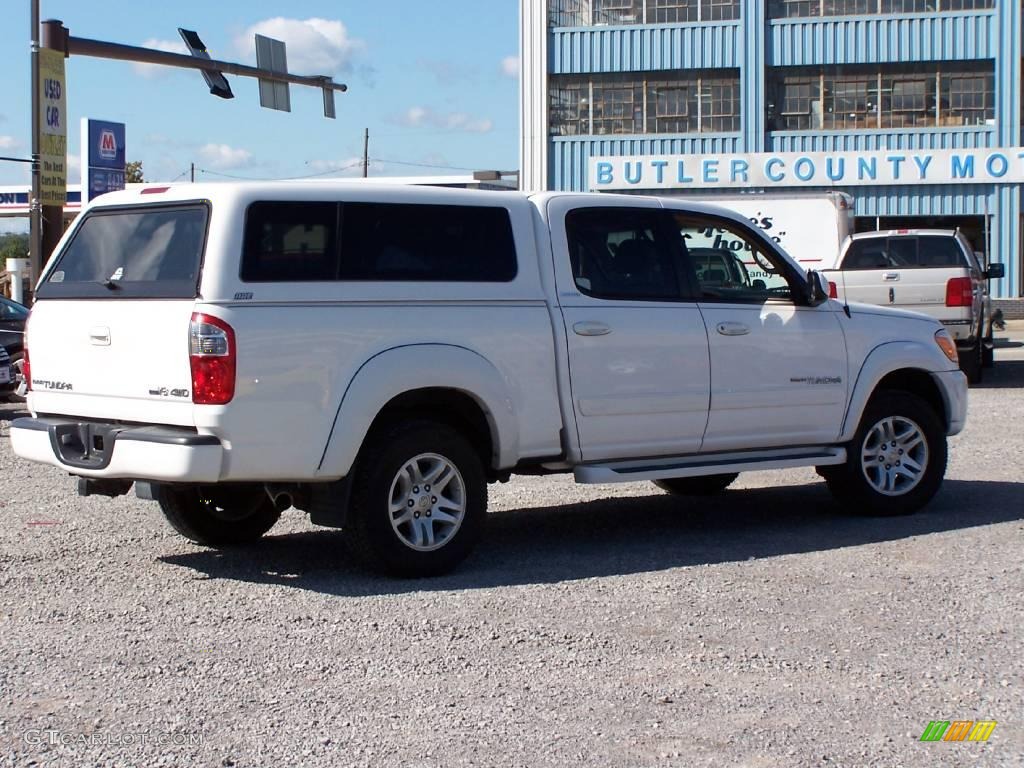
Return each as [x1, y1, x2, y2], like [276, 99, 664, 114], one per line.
[241, 202, 338, 282]
[841, 236, 967, 270]
[240, 201, 517, 283]
[37, 204, 208, 299]
[564, 207, 683, 301]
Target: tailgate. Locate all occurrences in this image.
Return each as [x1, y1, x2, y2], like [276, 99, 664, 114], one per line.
[831, 234, 972, 325]
[831, 268, 961, 321]
[27, 300, 197, 424]
[28, 202, 207, 425]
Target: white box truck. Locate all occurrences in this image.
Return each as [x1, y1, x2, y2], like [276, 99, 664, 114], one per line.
[690, 191, 854, 273]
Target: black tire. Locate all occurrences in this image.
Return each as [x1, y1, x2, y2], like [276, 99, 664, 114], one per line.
[653, 473, 738, 496]
[345, 420, 487, 577]
[826, 390, 947, 517]
[8, 353, 25, 403]
[960, 342, 983, 385]
[157, 484, 281, 545]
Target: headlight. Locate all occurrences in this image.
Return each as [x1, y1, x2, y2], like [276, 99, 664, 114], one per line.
[934, 329, 959, 364]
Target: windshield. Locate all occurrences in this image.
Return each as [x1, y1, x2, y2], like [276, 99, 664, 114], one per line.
[841, 235, 967, 270]
[37, 204, 208, 299]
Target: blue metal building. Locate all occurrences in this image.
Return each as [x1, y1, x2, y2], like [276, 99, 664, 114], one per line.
[519, 0, 1022, 299]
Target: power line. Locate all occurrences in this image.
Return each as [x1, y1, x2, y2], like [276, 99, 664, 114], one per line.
[196, 161, 365, 181]
[368, 157, 482, 172]
[191, 155, 505, 182]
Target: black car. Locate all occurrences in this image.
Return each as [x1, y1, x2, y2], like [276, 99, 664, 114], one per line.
[0, 296, 28, 399]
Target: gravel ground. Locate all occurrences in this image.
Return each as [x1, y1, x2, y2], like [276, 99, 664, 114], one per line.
[1, 335, 1022, 768]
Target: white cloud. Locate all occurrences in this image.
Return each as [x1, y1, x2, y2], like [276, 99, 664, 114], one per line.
[67, 153, 81, 174]
[198, 143, 252, 169]
[234, 18, 364, 75]
[0, 135, 18, 150]
[397, 107, 493, 134]
[132, 39, 190, 78]
[501, 56, 520, 78]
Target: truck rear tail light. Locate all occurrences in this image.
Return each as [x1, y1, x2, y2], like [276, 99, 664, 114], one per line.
[945, 277, 973, 307]
[189, 313, 235, 405]
[828, 281, 838, 299]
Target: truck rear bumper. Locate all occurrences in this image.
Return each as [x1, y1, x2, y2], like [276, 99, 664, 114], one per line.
[10, 416, 224, 482]
[931, 370, 968, 436]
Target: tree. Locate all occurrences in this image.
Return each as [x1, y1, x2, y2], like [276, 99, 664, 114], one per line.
[126, 161, 145, 184]
[0, 234, 30, 262]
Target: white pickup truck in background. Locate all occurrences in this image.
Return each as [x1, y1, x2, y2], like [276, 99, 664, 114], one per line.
[11, 183, 968, 576]
[823, 230, 1004, 384]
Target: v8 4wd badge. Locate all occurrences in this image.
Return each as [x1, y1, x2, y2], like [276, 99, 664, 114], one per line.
[148, 387, 190, 398]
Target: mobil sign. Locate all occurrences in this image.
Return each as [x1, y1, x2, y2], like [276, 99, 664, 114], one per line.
[81, 118, 126, 202]
[98, 128, 118, 159]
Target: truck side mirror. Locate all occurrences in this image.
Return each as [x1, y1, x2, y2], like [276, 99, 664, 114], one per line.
[985, 263, 1005, 280]
[806, 270, 830, 306]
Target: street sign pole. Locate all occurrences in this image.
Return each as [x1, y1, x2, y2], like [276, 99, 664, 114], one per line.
[28, 0, 41, 290]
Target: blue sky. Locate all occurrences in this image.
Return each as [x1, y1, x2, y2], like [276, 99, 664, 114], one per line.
[0, 0, 520, 197]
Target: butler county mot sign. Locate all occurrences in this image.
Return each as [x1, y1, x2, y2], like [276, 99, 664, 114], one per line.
[589, 148, 1024, 190]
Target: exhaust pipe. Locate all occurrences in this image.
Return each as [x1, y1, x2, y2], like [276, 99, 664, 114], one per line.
[265, 484, 294, 512]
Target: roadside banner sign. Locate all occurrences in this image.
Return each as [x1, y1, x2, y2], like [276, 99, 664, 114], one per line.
[39, 48, 68, 205]
[80, 119, 126, 203]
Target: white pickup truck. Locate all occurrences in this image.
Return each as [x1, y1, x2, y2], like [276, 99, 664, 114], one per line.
[824, 229, 1004, 384]
[12, 183, 967, 576]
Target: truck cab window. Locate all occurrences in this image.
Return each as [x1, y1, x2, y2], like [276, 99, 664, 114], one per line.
[669, 213, 797, 303]
[565, 208, 684, 300]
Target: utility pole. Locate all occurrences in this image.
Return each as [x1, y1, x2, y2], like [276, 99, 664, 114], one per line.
[190, 162, 195, 182]
[28, 0, 41, 289]
[363, 128, 369, 178]
[39, 19, 67, 283]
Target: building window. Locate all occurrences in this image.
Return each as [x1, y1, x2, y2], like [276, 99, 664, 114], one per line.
[550, 83, 590, 136]
[824, 75, 875, 130]
[768, 0, 993, 18]
[767, 63, 995, 131]
[551, 72, 740, 136]
[593, 0, 644, 24]
[700, 78, 742, 132]
[944, 71, 994, 126]
[592, 80, 645, 134]
[651, 0, 699, 23]
[775, 76, 821, 130]
[702, 0, 740, 19]
[884, 75, 933, 128]
[549, 0, 739, 26]
[649, 82, 695, 132]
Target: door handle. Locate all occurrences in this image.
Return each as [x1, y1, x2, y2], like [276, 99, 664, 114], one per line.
[716, 322, 750, 337]
[89, 326, 111, 346]
[883, 272, 900, 281]
[573, 321, 612, 337]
